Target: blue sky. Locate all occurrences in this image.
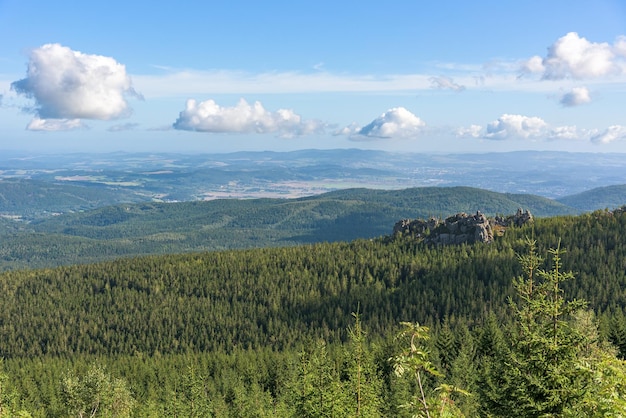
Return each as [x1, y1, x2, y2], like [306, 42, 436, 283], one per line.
[1, 0, 626, 153]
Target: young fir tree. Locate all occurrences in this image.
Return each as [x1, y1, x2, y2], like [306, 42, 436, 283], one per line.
[479, 238, 626, 417]
[343, 311, 382, 417]
[294, 338, 349, 417]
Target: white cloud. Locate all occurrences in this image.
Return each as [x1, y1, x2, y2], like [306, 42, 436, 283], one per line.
[347, 107, 426, 140]
[521, 55, 545, 74]
[333, 122, 361, 137]
[523, 32, 625, 80]
[429, 76, 465, 92]
[172, 98, 325, 137]
[455, 124, 483, 138]
[484, 114, 587, 142]
[615, 36, 626, 57]
[11, 43, 140, 124]
[548, 125, 582, 141]
[591, 125, 626, 144]
[560, 86, 591, 106]
[26, 117, 86, 131]
[485, 114, 549, 140]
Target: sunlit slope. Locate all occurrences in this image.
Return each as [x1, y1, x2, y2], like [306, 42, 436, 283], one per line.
[0, 210, 624, 359]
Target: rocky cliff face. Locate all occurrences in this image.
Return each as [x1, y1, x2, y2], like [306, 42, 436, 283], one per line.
[393, 209, 533, 245]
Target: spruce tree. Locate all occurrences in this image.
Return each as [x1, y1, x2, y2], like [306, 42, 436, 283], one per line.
[344, 311, 382, 417]
[479, 239, 626, 417]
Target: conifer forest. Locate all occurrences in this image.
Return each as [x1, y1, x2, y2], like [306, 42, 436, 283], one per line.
[1, 209, 626, 416]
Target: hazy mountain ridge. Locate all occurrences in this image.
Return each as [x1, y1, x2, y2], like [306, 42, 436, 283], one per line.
[2, 149, 626, 221]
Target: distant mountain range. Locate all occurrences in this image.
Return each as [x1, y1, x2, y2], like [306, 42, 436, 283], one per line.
[1, 149, 626, 221]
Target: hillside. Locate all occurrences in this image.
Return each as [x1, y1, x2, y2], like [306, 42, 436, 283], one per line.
[2, 210, 626, 416]
[0, 178, 144, 220]
[0, 186, 577, 271]
[557, 184, 626, 211]
[1, 209, 624, 359]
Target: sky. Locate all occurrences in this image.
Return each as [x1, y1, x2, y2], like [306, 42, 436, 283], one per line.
[1, 0, 626, 154]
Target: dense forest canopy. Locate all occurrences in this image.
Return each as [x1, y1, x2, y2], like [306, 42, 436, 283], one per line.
[0, 209, 626, 415]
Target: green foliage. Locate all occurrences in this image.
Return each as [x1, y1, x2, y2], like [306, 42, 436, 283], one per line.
[557, 185, 626, 211]
[0, 178, 143, 221]
[292, 313, 384, 417]
[60, 364, 134, 418]
[344, 312, 383, 417]
[391, 322, 468, 418]
[3, 211, 626, 361]
[575, 351, 626, 416]
[294, 339, 349, 417]
[478, 239, 626, 417]
[0, 360, 32, 417]
[0, 212, 625, 415]
[0, 186, 577, 271]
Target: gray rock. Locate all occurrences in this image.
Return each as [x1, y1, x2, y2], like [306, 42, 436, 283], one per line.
[394, 209, 533, 246]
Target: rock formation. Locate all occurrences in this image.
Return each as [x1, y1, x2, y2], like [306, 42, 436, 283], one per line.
[393, 208, 533, 246]
[494, 208, 533, 227]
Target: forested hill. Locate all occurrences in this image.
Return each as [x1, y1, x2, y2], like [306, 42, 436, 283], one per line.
[556, 184, 626, 211]
[1, 209, 625, 359]
[0, 186, 578, 271]
[2, 210, 626, 416]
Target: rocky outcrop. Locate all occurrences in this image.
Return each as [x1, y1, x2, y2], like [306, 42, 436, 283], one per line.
[494, 208, 533, 227]
[428, 211, 493, 245]
[393, 209, 533, 246]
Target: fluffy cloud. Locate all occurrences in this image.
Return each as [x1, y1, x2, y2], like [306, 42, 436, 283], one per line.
[520, 55, 545, 74]
[455, 124, 483, 138]
[483, 114, 587, 141]
[429, 76, 465, 92]
[615, 35, 626, 57]
[11, 43, 140, 125]
[523, 32, 625, 79]
[347, 107, 426, 140]
[548, 125, 582, 140]
[333, 123, 361, 137]
[26, 117, 86, 131]
[172, 98, 325, 137]
[560, 86, 592, 106]
[591, 125, 626, 144]
[485, 114, 549, 140]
